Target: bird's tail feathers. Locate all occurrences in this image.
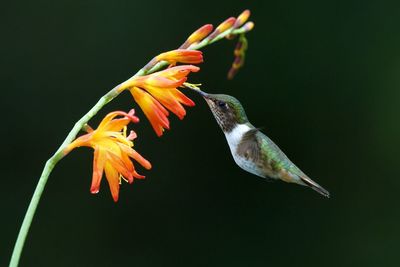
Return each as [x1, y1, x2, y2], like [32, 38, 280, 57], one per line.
[300, 175, 330, 198]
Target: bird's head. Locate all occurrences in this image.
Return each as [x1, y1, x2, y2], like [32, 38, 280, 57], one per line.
[195, 90, 248, 132]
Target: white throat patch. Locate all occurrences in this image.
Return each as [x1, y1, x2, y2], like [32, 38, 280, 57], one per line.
[224, 124, 252, 152]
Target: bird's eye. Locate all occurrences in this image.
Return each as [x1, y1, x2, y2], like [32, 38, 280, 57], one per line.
[217, 100, 227, 108]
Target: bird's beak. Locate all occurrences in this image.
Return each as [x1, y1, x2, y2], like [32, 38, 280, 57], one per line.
[196, 90, 213, 106]
[196, 90, 209, 98]
[184, 84, 209, 98]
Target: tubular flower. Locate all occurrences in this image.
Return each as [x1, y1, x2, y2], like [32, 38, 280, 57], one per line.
[226, 10, 254, 79]
[120, 65, 200, 136]
[241, 21, 255, 32]
[156, 49, 203, 65]
[234, 9, 251, 28]
[180, 24, 214, 48]
[207, 17, 236, 41]
[65, 110, 152, 202]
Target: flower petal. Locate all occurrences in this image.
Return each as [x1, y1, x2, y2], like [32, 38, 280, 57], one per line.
[98, 111, 139, 131]
[156, 50, 203, 64]
[132, 170, 145, 179]
[141, 76, 187, 88]
[91, 147, 106, 194]
[120, 145, 152, 170]
[157, 65, 200, 80]
[143, 86, 187, 119]
[169, 88, 195, 107]
[104, 163, 120, 202]
[130, 87, 170, 136]
[107, 151, 134, 183]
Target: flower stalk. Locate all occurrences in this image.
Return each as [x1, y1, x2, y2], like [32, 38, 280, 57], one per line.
[10, 10, 254, 267]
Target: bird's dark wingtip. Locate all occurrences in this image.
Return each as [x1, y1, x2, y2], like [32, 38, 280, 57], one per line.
[300, 175, 330, 198]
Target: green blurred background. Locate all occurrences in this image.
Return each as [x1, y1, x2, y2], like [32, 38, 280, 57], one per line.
[2, 0, 400, 266]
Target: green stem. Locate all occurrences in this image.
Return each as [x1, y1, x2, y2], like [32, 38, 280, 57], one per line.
[9, 25, 248, 267]
[9, 85, 120, 267]
[10, 158, 56, 267]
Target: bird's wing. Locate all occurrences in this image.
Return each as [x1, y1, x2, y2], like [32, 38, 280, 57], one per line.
[236, 128, 295, 178]
[257, 131, 289, 176]
[236, 128, 261, 163]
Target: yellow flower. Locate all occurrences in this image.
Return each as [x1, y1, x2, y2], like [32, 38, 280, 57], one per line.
[65, 110, 151, 202]
[234, 9, 251, 28]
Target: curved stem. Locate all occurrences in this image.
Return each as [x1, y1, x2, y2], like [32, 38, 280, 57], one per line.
[10, 158, 56, 267]
[9, 85, 120, 267]
[9, 26, 248, 267]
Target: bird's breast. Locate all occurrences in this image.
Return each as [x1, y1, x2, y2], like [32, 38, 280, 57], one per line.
[231, 153, 266, 178]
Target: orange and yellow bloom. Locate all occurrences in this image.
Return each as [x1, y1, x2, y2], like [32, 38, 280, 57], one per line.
[156, 49, 203, 65]
[234, 9, 251, 28]
[65, 110, 151, 202]
[207, 17, 236, 41]
[121, 65, 200, 136]
[180, 24, 214, 48]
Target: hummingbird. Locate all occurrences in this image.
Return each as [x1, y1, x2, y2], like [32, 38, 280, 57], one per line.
[192, 88, 329, 197]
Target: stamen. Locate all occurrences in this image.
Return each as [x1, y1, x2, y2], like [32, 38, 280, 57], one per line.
[123, 126, 127, 137]
[127, 130, 137, 141]
[120, 175, 129, 183]
[182, 82, 202, 91]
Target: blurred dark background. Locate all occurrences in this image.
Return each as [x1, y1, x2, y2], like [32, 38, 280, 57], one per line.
[1, 0, 400, 266]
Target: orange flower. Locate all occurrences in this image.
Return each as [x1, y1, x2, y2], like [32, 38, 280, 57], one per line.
[180, 24, 214, 48]
[215, 17, 236, 33]
[156, 49, 203, 65]
[65, 110, 151, 202]
[120, 65, 199, 136]
[207, 17, 236, 41]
